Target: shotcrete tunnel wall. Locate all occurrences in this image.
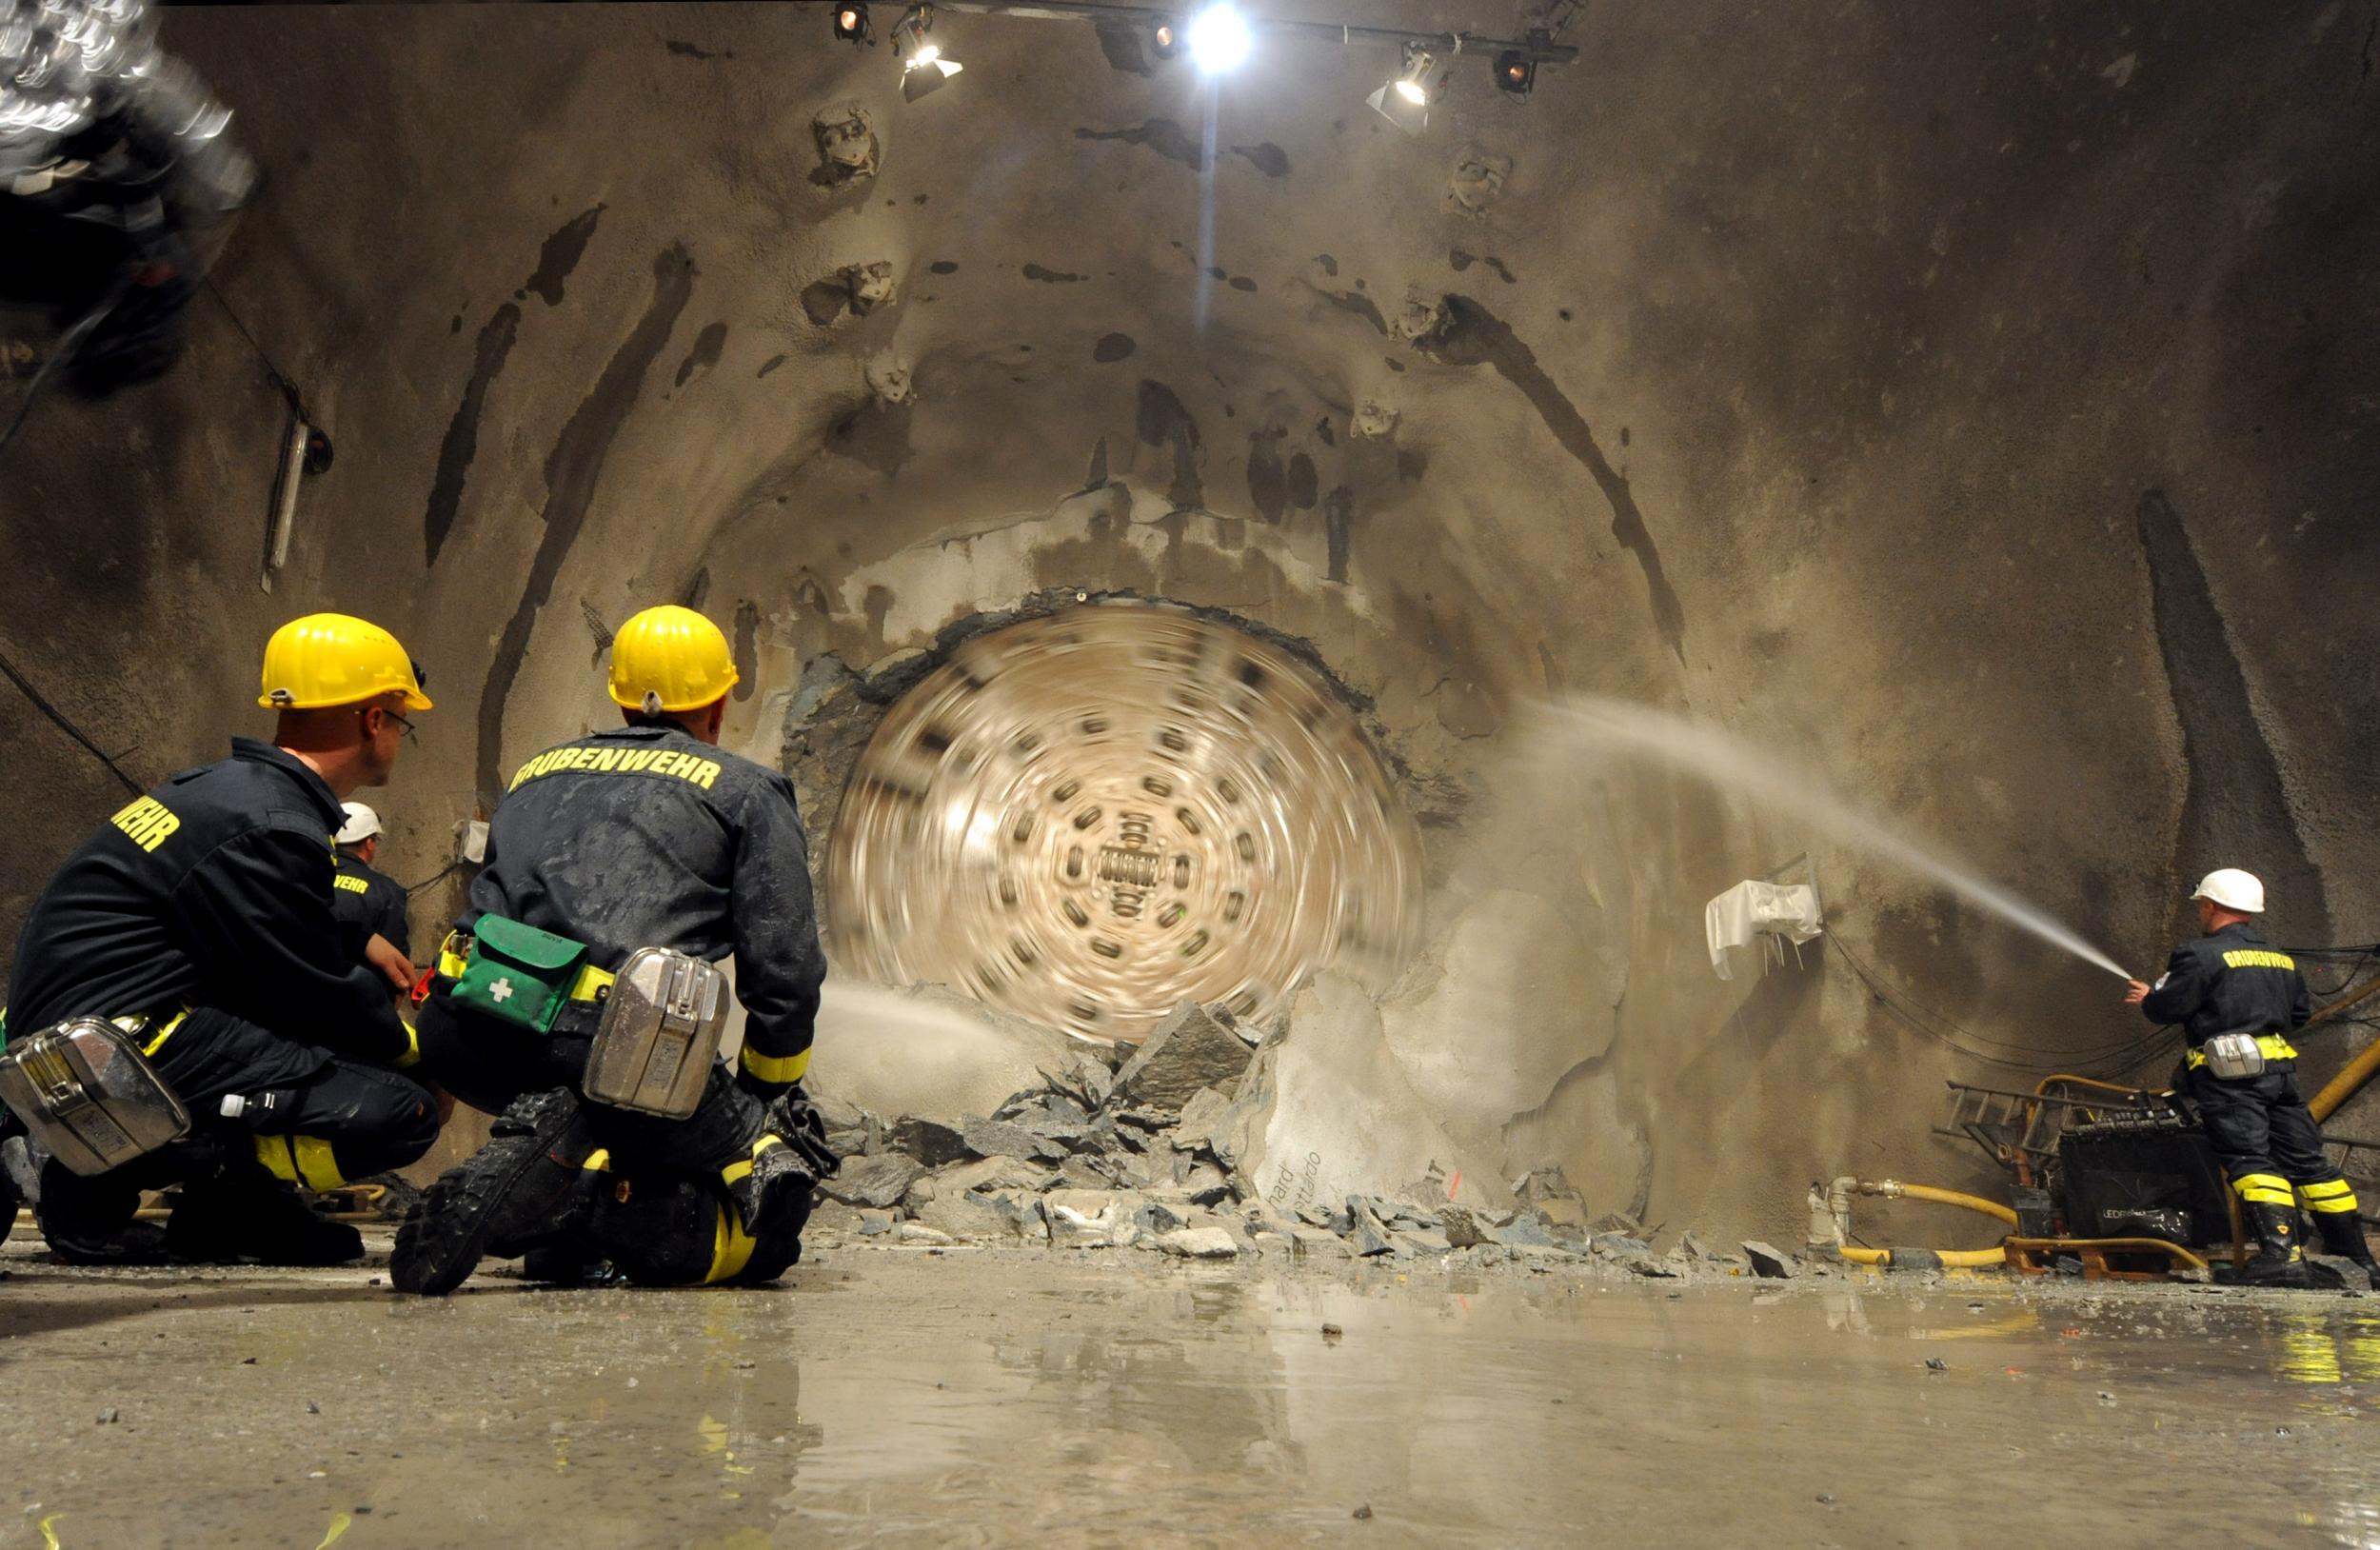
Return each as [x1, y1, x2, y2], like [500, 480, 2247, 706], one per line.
[1, 1, 2376, 1240]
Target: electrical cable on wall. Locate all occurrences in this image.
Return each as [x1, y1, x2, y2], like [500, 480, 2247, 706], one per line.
[0, 642, 145, 796]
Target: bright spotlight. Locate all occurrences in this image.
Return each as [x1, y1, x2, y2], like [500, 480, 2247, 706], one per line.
[892, 5, 962, 102]
[1150, 17, 1180, 61]
[832, 3, 870, 43]
[1493, 49, 1536, 95]
[1187, 5, 1251, 73]
[1367, 42, 1440, 134]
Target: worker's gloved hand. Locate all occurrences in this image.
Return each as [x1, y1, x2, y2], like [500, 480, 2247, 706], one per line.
[366, 933, 417, 992]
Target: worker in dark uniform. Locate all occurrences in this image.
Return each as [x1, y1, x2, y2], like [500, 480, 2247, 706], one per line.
[330, 801, 413, 975]
[2127, 867, 2380, 1289]
[3, 613, 442, 1263]
[394, 605, 835, 1295]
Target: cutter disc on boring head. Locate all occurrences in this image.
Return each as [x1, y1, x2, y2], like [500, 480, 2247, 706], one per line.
[824, 605, 1424, 1043]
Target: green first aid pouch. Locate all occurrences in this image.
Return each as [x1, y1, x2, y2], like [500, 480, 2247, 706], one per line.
[452, 915, 589, 1035]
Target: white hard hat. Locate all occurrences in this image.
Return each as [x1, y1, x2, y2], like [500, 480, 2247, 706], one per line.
[335, 802, 383, 846]
[2192, 867, 2266, 914]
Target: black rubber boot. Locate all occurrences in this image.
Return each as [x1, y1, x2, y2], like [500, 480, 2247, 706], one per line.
[721, 1093, 837, 1285]
[520, 1242, 627, 1287]
[391, 1089, 594, 1296]
[2310, 1211, 2380, 1291]
[33, 1155, 168, 1266]
[167, 1165, 364, 1266]
[579, 1176, 726, 1287]
[2238, 1202, 2315, 1289]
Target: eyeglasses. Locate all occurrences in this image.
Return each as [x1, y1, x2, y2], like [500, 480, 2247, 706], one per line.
[379, 709, 420, 746]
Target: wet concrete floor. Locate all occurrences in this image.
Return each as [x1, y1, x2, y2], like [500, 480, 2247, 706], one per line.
[1, 1230, 2377, 1548]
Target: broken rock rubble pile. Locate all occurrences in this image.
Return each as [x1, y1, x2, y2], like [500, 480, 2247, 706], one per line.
[807, 1001, 1821, 1279]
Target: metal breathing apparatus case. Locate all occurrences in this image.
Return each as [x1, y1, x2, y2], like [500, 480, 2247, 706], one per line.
[0, 1018, 191, 1176]
[2202, 1032, 2267, 1082]
[582, 948, 727, 1120]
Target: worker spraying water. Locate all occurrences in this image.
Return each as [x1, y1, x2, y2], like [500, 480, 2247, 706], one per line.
[2124, 868, 2379, 1289]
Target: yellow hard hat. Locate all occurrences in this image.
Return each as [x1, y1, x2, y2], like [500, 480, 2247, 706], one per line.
[258, 613, 432, 711]
[608, 605, 739, 713]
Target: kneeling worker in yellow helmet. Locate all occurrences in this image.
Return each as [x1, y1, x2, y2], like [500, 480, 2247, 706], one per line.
[2126, 867, 2380, 1290]
[395, 605, 835, 1294]
[1, 614, 442, 1264]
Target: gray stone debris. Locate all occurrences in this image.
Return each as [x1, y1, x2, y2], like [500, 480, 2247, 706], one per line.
[829, 1017, 1783, 1282]
[1108, 1002, 1256, 1111]
[887, 1116, 969, 1169]
[961, 1117, 1064, 1163]
[823, 1153, 924, 1210]
[1156, 1226, 1240, 1259]
[1742, 1241, 1798, 1280]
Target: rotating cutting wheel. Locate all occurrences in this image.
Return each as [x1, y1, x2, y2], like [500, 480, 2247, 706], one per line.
[824, 605, 1425, 1043]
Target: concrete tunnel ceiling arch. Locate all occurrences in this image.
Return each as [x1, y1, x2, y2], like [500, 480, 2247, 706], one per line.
[824, 603, 1424, 1043]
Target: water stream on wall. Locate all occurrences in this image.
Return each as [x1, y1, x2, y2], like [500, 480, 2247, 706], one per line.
[1537, 696, 2136, 981]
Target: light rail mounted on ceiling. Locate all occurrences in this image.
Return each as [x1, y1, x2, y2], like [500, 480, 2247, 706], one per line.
[827, 1, 1581, 128]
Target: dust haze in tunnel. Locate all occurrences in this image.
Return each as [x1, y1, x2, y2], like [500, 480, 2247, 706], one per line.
[0, 1, 2375, 1236]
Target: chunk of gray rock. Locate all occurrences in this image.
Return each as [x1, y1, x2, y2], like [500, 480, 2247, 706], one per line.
[1134, 1200, 1190, 1235]
[886, 1116, 969, 1168]
[916, 1193, 1012, 1241]
[823, 1153, 924, 1209]
[858, 1208, 897, 1237]
[962, 1117, 1066, 1163]
[1157, 1226, 1241, 1259]
[1590, 1232, 1654, 1260]
[1110, 1002, 1256, 1111]
[1742, 1241, 1798, 1279]
[1048, 1201, 1123, 1248]
[1440, 1206, 1494, 1249]
[1182, 1162, 1232, 1206]
[937, 1155, 1054, 1196]
[1174, 1085, 1232, 1151]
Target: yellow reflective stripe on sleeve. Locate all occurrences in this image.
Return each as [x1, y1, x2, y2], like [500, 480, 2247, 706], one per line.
[393, 1023, 421, 1069]
[291, 1136, 346, 1193]
[704, 1202, 759, 1283]
[740, 1045, 811, 1084]
[255, 1135, 301, 1184]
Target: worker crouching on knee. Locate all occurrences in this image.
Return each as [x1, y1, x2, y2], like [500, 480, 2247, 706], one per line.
[0, 614, 441, 1265]
[393, 605, 836, 1295]
[2126, 868, 2380, 1290]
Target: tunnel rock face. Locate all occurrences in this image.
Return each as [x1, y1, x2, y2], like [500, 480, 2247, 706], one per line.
[2, 2, 2377, 1234]
[825, 605, 1423, 1043]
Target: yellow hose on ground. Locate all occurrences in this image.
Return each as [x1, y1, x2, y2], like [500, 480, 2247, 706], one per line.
[1824, 1177, 2013, 1270]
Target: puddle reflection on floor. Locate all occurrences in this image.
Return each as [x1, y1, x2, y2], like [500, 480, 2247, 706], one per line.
[1, 1242, 2375, 1547]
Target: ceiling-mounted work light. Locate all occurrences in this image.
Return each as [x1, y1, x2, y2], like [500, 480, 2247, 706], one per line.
[1150, 16, 1180, 61]
[1367, 42, 1443, 134]
[833, 3, 871, 43]
[892, 5, 963, 102]
[1186, 4, 1251, 74]
[1494, 49, 1535, 95]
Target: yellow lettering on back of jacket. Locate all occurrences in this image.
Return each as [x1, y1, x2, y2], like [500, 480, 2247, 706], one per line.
[333, 874, 372, 895]
[2222, 949, 2297, 971]
[508, 748, 722, 793]
[110, 796, 180, 853]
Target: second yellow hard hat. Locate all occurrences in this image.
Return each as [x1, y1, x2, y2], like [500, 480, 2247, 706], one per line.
[259, 614, 432, 711]
[608, 605, 739, 713]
